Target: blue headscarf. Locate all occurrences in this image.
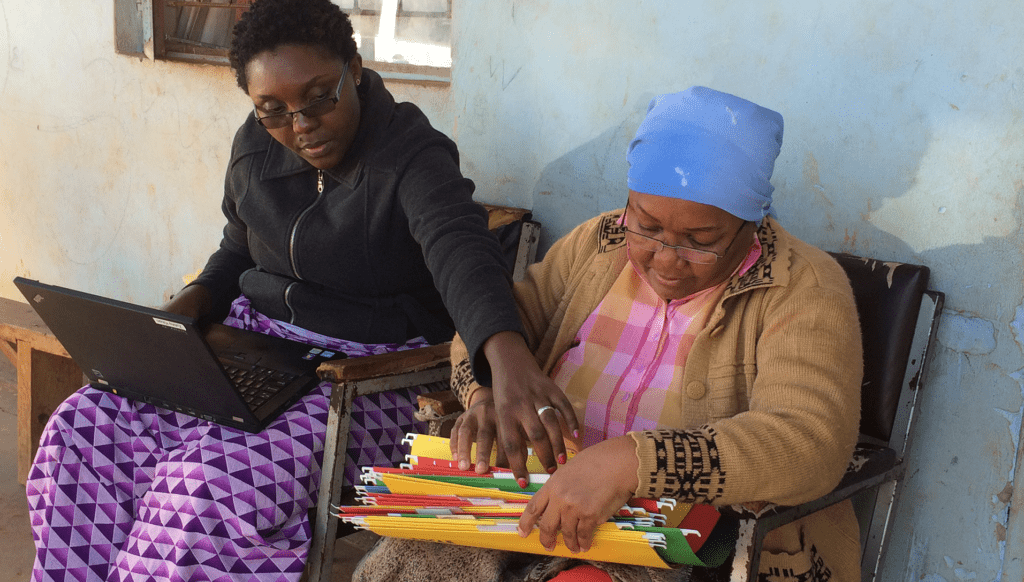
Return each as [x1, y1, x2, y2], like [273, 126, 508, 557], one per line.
[626, 87, 784, 223]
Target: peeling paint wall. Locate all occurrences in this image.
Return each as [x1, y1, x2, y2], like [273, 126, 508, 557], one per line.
[2, 0, 1024, 579]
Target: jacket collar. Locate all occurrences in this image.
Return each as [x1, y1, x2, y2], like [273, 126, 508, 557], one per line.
[257, 67, 393, 189]
[723, 216, 790, 298]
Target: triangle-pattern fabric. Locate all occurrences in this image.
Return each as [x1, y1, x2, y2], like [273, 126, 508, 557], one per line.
[344, 385, 430, 487]
[25, 297, 433, 581]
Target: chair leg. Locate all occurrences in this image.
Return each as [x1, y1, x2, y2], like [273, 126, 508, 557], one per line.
[860, 478, 900, 581]
[307, 381, 356, 582]
[727, 517, 762, 581]
[305, 367, 450, 581]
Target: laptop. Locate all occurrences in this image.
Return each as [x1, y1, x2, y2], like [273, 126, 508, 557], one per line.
[14, 277, 345, 433]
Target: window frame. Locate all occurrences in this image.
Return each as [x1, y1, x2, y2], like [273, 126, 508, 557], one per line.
[117, 0, 451, 86]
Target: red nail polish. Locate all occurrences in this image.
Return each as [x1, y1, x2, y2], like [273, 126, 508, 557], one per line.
[557, 454, 566, 464]
[546, 466, 556, 474]
[573, 430, 580, 439]
[517, 478, 528, 488]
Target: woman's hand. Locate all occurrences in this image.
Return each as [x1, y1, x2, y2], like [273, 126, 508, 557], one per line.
[449, 388, 509, 475]
[482, 331, 580, 482]
[160, 284, 212, 320]
[517, 435, 640, 553]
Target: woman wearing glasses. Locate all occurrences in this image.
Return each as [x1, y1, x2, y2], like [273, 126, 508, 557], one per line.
[355, 88, 864, 581]
[26, 0, 574, 580]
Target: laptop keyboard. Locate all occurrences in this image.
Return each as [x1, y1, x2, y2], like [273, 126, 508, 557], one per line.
[223, 364, 299, 410]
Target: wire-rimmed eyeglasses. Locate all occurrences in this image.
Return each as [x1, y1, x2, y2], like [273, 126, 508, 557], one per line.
[623, 220, 748, 265]
[253, 63, 349, 129]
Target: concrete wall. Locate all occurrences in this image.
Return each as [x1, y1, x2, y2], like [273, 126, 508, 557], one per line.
[1, 0, 1022, 579]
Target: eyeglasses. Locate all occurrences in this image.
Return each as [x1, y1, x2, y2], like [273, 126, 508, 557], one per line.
[623, 220, 748, 265]
[253, 63, 349, 129]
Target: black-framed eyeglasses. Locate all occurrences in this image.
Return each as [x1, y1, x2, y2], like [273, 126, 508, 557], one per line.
[253, 63, 349, 129]
[623, 219, 749, 265]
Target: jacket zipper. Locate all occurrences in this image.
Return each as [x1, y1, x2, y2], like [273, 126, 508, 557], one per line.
[284, 281, 298, 324]
[288, 169, 326, 280]
[284, 169, 326, 323]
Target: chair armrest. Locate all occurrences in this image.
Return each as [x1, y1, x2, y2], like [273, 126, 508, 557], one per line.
[719, 443, 904, 578]
[316, 343, 452, 383]
[722, 444, 901, 529]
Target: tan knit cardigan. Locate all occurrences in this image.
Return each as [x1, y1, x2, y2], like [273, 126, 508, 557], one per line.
[451, 211, 864, 580]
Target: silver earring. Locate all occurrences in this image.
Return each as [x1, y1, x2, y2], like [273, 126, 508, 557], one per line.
[355, 78, 361, 86]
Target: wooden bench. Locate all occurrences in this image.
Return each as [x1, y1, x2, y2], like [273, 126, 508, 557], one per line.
[0, 296, 84, 484]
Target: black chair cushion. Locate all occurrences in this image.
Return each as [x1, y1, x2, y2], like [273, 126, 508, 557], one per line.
[829, 253, 929, 443]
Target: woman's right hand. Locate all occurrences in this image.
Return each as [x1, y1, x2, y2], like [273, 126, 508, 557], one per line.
[160, 284, 213, 321]
[479, 331, 580, 485]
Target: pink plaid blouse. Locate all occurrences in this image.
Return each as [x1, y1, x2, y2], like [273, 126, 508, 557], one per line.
[550, 235, 762, 448]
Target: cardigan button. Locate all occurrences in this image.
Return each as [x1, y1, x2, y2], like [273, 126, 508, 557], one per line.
[686, 381, 706, 399]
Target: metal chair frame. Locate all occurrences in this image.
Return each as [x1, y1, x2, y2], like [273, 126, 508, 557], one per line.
[307, 348, 453, 582]
[723, 258, 943, 581]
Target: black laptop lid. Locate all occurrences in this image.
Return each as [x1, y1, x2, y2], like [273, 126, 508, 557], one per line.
[15, 277, 257, 423]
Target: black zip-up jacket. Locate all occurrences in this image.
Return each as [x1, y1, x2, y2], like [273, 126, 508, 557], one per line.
[192, 68, 522, 384]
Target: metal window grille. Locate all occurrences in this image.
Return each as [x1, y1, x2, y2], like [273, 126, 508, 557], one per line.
[154, 0, 451, 80]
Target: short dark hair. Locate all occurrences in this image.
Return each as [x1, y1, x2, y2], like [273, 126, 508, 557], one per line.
[229, 0, 358, 93]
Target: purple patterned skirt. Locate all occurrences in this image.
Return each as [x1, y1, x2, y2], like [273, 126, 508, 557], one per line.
[26, 297, 430, 581]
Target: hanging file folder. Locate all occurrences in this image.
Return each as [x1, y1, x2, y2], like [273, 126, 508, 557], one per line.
[334, 433, 737, 569]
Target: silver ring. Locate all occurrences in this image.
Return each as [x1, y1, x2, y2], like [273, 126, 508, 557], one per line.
[536, 405, 556, 416]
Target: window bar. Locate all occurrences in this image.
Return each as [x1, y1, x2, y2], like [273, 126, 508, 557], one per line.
[165, 1, 250, 8]
[165, 36, 230, 50]
[181, 7, 210, 44]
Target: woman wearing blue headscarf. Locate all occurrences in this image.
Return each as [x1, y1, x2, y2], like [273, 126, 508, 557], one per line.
[355, 88, 863, 582]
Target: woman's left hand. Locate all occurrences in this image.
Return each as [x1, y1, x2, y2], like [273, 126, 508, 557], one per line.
[516, 435, 640, 553]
